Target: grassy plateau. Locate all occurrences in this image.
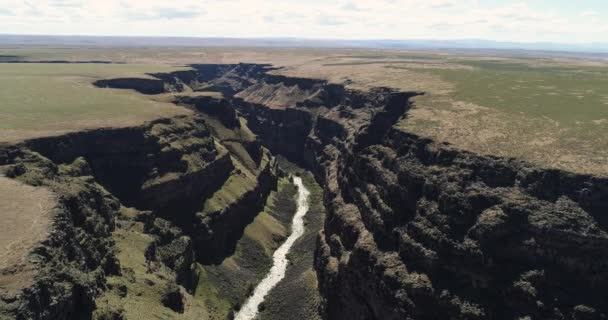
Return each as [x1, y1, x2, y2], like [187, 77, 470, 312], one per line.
[0, 63, 189, 142]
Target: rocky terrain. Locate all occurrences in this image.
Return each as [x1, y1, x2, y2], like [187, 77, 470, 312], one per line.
[0, 95, 279, 319]
[1, 62, 607, 319]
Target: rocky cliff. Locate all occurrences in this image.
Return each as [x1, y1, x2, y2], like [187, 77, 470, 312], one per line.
[316, 128, 608, 319]
[0, 103, 278, 319]
[3, 62, 607, 320]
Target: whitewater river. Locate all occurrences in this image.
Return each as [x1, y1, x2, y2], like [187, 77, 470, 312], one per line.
[234, 176, 311, 320]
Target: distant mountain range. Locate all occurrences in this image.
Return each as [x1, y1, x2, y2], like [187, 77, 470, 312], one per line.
[2, 34, 608, 55]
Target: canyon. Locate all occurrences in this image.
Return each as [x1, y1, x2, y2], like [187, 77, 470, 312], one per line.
[1, 63, 607, 320]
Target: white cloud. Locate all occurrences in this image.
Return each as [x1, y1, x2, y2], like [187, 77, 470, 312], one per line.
[341, 1, 363, 11]
[48, 0, 84, 8]
[126, 7, 205, 20]
[0, 0, 605, 43]
[581, 10, 598, 17]
[316, 15, 348, 26]
[429, 1, 454, 9]
[0, 8, 15, 15]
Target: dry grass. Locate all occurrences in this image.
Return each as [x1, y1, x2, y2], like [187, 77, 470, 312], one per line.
[0, 63, 191, 143]
[0, 176, 56, 296]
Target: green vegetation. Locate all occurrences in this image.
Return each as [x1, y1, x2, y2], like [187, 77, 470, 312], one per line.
[94, 218, 196, 320]
[199, 114, 269, 216]
[107, 150, 291, 320]
[3, 47, 605, 174]
[200, 176, 297, 319]
[260, 159, 325, 320]
[0, 63, 190, 142]
[201, 159, 258, 215]
[94, 168, 289, 320]
[201, 116, 259, 171]
[333, 54, 440, 60]
[324, 60, 432, 66]
[421, 60, 608, 124]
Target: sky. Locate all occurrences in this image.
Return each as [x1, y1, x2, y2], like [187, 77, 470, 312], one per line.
[1, 0, 607, 43]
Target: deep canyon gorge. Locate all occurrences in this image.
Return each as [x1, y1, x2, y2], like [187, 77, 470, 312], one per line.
[1, 63, 607, 320]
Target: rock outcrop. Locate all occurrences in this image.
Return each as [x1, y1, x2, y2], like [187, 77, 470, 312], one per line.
[0, 147, 120, 320]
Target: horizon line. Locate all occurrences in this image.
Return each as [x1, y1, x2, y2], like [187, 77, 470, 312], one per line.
[2, 34, 608, 55]
[2, 33, 608, 45]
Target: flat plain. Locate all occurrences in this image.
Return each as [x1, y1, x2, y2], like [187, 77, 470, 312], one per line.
[0, 63, 190, 143]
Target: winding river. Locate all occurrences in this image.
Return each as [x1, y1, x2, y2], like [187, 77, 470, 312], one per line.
[234, 176, 311, 320]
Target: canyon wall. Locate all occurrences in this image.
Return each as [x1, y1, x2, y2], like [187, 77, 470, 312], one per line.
[316, 128, 608, 319]
[0, 106, 277, 319]
[162, 64, 608, 319]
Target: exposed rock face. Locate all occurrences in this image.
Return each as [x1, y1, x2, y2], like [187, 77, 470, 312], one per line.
[175, 96, 240, 128]
[317, 129, 608, 319]
[194, 157, 277, 264]
[93, 78, 166, 95]
[235, 100, 315, 166]
[140, 214, 198, 290]
[25, 116, 223, 216]
[1, 106, 278, 319]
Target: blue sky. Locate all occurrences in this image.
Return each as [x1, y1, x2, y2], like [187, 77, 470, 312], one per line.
[1, 0, 607, 43]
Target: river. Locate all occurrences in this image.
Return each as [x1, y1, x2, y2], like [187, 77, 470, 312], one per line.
[233, 176, 310, 320]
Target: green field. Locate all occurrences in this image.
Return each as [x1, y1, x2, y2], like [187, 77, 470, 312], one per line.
[0, 63, 190, 142]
